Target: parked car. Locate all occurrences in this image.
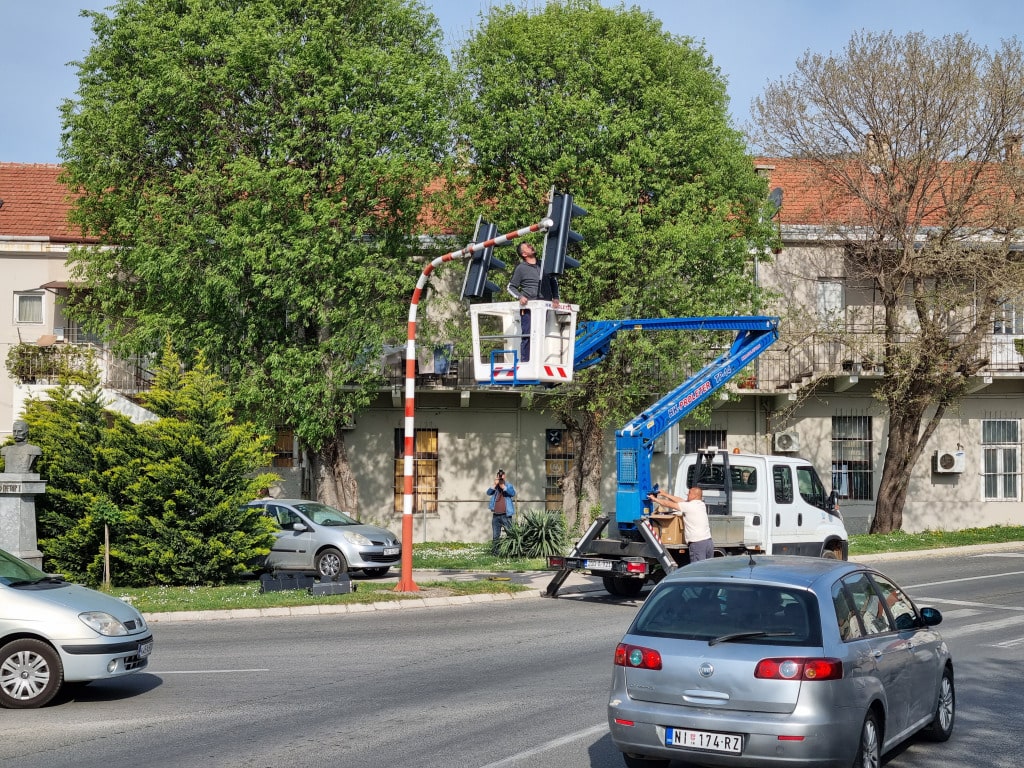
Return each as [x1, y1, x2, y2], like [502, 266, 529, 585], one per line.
[0, 547, 153, 709]
[246, 499, 401, 579]
[607, 556, 954, 768]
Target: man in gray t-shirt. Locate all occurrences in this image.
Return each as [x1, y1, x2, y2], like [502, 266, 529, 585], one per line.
[507, 242, 560, 362]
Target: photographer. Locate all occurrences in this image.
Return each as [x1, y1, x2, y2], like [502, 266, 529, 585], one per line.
[485, 469, 517, 545]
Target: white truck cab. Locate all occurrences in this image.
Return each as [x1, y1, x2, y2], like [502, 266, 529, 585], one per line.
[674, 448, 848, 559]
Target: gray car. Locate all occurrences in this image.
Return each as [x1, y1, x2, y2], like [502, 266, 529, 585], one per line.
[247, 499, 401, 578]
[608, 556, 953, 768]
[0, 547, 153, 709]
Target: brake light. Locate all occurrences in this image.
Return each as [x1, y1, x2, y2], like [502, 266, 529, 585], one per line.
[754, 658, 843, 681]
[624, 561, 647, 574]
[548, 556, 565, 568]
[615, 643, 662, 670]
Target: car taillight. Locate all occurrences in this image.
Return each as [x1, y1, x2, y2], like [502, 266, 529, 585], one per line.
[548, 556, 565, 568]
[754, 657, 843, 681]
[615, 643, 662, 670]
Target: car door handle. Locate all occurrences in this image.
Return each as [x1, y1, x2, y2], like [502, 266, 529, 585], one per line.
[872, 649, 883, 659]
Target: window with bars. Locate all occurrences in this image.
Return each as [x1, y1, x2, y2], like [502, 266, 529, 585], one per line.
[393, 428, 439, 514]
[982, 419, 1020, 501]
[271, 426, 296, 467]
[15, 292, 44, 324]
[832, 416, 873, 500]
[545, 429, 575, 512]
[684, 429, 727, 453]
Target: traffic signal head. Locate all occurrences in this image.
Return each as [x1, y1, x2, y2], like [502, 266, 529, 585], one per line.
[460, 218, 507, 301]
[541, 188, 586, 277]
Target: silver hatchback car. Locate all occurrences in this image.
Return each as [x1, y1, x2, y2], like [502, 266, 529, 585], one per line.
[246, 499, 402, 578]
[608, 556, 953, 768]
[0, 547, 153, 709]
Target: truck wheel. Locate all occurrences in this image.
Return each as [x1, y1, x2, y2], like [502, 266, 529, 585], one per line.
[602, 576, 644, 598]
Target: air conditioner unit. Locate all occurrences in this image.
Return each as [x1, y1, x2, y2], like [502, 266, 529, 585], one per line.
[933, 449, 966, 474]
[773, 431, 800, 452]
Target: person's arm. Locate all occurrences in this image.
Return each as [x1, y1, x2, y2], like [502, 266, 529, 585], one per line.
[504, 481, 516, 497]
[507, 264, 526, 301]
[487, 486, 496, 497]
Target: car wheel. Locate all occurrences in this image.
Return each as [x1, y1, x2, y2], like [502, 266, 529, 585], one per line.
[852, 710, 881, 768]
[315, 548, 348, 579]
[602, 576, 644, 598]
[622, 754, 669, 768]
[362, 567, 390, 578]
[925, 667, 955, 741]
[0, 638, 64, 709]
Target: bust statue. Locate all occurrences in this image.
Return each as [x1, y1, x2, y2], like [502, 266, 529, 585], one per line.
[1, 420, 43, 474]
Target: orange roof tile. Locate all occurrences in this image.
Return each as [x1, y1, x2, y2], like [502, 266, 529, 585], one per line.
[0, 163, 90, 243]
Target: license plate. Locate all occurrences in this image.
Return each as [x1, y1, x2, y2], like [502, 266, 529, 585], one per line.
[137, 640, 153, 658]
[583, 559, 614, 571]
[665, 727, 742, 753]
[383, 546, 400, 556]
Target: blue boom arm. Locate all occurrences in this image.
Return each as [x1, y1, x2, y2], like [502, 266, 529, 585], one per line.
[570, 316, 779, 532]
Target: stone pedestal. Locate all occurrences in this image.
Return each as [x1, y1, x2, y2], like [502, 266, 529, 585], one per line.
[0, 473, 46, 567]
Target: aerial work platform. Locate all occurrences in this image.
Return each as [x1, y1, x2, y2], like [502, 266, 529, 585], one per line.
[470, 300, 579, 384]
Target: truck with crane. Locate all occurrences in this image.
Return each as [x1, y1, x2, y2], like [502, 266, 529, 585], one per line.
[468, 304, 848, 598]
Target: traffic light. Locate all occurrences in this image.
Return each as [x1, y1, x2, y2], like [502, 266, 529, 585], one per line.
[541, 187, 587, 277]
[460, 217, 506, 301]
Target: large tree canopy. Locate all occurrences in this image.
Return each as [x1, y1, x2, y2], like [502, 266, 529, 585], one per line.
[59, 0, 457, 508]
[750, 31, 1024, 532]
[454, 0, 774, 522]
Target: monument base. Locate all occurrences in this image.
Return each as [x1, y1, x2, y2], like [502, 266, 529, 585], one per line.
[0, 472, 46, 568]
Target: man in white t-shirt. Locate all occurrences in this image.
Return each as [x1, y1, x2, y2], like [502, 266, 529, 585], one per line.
[648, 486, 714, 562]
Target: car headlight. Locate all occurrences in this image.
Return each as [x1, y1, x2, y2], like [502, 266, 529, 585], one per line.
[79, 611, 130, 636]
[342, 531, 373, 546]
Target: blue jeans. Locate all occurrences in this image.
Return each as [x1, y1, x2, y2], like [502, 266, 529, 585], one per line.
[492, 513, 511, 542]
[519, 309, 532, 362]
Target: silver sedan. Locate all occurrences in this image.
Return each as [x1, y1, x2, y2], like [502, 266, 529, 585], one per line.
[608, 555, 953, 768]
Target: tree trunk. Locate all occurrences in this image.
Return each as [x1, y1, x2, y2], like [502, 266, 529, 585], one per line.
[871, 393, 947, 534]
[308, 432, 359, 512]
[560, 412, 605, 533]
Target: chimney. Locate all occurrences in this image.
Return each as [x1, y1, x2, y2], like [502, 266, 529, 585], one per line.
[1004, 134, 1022, 161]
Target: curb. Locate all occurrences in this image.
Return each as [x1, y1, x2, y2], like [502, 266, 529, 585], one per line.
[143, 579, 604, 624]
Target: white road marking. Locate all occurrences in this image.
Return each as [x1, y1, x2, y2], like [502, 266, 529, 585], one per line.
[155, 668, 271, 674]
[476, 723, 608, 768]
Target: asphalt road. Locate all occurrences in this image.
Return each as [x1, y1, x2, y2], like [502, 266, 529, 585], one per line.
[4, 548, 1023, 768]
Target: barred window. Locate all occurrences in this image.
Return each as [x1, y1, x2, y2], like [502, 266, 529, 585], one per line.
[393, 428, 438, 514]
[832, 416, 873, 500]
[545, 429, 575, 512]
[684, 429, 727, 453]
[982, 419, 1020, 501]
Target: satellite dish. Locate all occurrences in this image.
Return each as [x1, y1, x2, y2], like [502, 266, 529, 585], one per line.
[768, 187, 783, 218]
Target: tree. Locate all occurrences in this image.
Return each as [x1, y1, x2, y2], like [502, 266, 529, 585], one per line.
[18, 349, 276, 586]
[454, 0, 773, 526]
[59, 0, 457, 510]
[750, 31, 1024, 532]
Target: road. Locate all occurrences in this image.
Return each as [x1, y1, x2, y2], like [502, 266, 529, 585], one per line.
[4, 548, 1023, 768]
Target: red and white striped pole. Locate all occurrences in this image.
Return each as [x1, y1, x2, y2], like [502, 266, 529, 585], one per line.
[394, 218, 552, 592]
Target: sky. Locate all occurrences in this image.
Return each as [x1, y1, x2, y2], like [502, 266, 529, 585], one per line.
[2, 0, 1023, 164]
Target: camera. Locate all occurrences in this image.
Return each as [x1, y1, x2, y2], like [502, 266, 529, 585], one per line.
[496, 469, 505, 478]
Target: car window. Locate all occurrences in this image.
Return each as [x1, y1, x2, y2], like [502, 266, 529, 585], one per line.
[730, 465, 757, 491]
[869, 574, 918, 631]
[294, 502, 358, 526]
[832, 579, 865, 640]
[631, 582, 821, 646]
[842, 572, 893, 636]
[0, 547, 46, 584]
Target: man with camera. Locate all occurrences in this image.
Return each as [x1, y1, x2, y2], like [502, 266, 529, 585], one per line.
[486, 469, 517, 545]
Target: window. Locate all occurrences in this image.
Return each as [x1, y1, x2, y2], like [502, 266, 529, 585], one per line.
[832, 416, 873, 500]
[271, 426, 295, 467]
[817, 279, 844, 326]
[15, 291, 44, 324]
[545, 429, 575, 511]
[982, 419, 1020, 501]
[773, 465, 794, 504]
[683, 429, 727, 453]
[393, 428, 438, 515]
[993, 299, 1024, 335]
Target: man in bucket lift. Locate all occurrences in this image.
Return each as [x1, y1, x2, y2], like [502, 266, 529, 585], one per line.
[507, 242, 560, 362]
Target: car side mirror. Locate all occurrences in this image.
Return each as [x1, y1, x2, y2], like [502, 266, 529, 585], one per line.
[291, 522, 308, 532]
[919, 606, 942, 626]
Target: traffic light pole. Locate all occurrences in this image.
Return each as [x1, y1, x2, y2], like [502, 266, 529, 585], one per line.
[395, 217, 553, 592]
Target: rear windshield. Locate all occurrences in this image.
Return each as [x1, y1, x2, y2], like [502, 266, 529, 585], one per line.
[630, 582, 822, 646]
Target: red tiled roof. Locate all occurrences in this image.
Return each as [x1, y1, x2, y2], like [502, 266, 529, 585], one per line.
[0, 163, 91, 243]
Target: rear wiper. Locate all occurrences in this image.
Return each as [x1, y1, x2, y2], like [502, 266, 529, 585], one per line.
[709, 630, 794, 646]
